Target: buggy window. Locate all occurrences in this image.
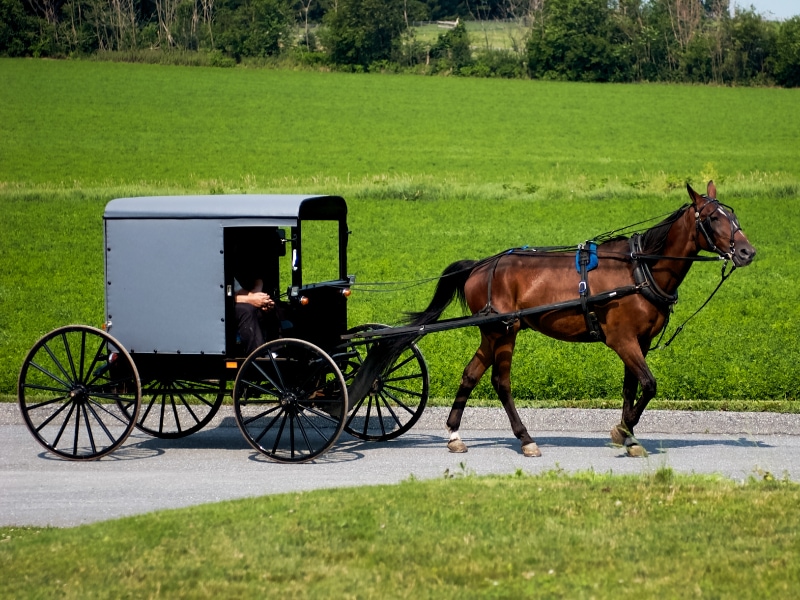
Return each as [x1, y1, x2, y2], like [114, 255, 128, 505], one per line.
[300, 220, 340, 283]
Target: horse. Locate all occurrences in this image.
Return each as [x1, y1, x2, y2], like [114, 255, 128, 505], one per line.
[403, 181, 755, 457]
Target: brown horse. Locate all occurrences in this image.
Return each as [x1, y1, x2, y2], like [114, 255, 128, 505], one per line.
[405, 182, 755, 457]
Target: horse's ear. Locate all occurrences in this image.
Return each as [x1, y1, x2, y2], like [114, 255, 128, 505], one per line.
[707, 180, 717, 199]
[686, 183, 703, 206]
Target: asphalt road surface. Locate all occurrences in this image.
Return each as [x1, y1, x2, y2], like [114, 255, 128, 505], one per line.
[2, 405, 799, 527]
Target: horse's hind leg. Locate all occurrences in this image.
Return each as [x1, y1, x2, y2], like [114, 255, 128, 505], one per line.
[490, 333, 541, 457]
[445, 337, 493, 453]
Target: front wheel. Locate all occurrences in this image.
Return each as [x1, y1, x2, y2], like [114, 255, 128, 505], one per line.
[17, 325, 141, 460]
[340, 324, 429, 441]
[233, 339, 347, 463]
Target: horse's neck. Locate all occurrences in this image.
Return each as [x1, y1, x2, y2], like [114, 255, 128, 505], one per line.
[651, 212, 699, 294]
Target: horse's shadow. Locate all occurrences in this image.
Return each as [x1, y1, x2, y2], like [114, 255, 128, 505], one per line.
[342, 432, 775, 455]
[102, 427, 773, 463]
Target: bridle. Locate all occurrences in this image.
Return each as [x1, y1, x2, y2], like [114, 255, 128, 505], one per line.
[694, 196, 741, 262]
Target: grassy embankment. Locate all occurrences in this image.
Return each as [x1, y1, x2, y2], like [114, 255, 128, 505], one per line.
[1, 469, 799, 598]
[1, 59, 798, 406]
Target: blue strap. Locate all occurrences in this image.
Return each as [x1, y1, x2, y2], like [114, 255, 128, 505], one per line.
[575, 242, 599, 273]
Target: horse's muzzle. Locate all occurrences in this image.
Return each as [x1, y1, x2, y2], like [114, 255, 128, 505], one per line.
[732, 243, 756, 267]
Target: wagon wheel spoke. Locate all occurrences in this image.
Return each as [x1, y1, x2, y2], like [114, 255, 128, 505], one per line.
[26, 358, 73, 391]
[382, 385, 424, 406]
[18, 326, 140, 461]
[41, 340, 75, 387]
[250, 406, 285, 443]
[51, 401, 77, 449]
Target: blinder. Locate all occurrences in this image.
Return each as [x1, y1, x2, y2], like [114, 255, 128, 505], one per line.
[695, 196, 740, 260]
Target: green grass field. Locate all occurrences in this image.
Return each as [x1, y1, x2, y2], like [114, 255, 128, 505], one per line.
[1, 59, 799, 404]
[2, 470, 799, 598]
[2, 59, 799, 191]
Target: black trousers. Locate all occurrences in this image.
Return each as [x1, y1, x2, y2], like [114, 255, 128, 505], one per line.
[235, 304, 279, 355]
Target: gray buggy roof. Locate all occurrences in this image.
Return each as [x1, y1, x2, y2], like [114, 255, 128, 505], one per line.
[104, 194, 347, 223]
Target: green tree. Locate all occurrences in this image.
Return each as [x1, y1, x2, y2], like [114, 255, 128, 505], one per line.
[774, 16, 800, 87]
[0, 0, 37, 56]
[724, 8, 776, 84]
[216, 0, 293, 59]
[526, 0, 631, 82]
[321, 0, 405, 68]
[430, 21, 471, 71]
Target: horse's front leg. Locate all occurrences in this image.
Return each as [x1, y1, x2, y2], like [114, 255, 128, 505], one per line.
[610, 342, 656, 457]
[490, 333, 541, 457]
[446, 343, 492, 453]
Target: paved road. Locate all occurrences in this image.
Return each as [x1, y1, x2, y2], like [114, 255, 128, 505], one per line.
[3, 405, 799, 527]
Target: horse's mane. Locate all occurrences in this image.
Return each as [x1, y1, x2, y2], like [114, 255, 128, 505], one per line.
[636, 205, 689, 256]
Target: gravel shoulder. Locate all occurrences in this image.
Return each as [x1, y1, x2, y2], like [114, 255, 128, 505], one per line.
[4, 403, 799, 435]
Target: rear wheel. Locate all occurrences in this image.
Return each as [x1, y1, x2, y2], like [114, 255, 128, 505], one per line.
[233, 338, 347, 463]
[17, 325, 140, 460]
[135, 378, 225, 439]
[341, 324, 429, 441]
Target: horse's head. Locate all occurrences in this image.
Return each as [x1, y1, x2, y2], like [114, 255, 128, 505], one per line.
[687, 181, 756, 267]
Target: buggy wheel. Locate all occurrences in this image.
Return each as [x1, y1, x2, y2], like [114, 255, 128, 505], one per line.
[341, 324, 429, 441]
[134, 378, 225, 439]
[233, 338, 347, 463]
[17, 325, 141, 460]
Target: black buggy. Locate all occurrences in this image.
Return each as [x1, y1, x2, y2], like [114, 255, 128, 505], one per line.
[18, 195, 429, 463]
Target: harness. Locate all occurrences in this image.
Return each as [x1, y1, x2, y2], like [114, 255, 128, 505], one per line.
[629, 234, 679, 308]
[576, 242, 605, 341]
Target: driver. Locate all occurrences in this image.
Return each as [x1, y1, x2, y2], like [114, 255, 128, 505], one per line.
[233, 234, 280, 355]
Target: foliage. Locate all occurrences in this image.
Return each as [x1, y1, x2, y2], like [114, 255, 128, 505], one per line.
[0, 0, 36, 57]
[527, 0, 629, 82]
[2, 472, 800, 596]
[215, 0, 294, 59]
[2, 0, 800, 86]
[775, 16, 800, 87]
[320, 0, 405, 69]
[430, 21, 472, 72]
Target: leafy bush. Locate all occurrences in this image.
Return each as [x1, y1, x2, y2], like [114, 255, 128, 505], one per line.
[0, 0, 36, 57]
[320, 0, 405, 69]
[775, 16, 800, 87]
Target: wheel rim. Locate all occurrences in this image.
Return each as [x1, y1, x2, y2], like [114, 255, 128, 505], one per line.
[341, 324, 429, 441]
[17, 325, 140, 460]
[233, 339, 347, 463]
[135, 378, 225, 439]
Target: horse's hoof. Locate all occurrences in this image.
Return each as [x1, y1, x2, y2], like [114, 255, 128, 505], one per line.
[610, 425, 628, 446]
[447, 439, 468, 453]
[522, 442, 542, 457]
[625, 440, 648, 458]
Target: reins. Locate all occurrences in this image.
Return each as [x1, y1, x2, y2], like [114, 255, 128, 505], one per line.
[649, 259, 737, 351]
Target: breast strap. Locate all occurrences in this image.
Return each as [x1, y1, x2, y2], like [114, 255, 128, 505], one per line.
[630, 235, 678, 307]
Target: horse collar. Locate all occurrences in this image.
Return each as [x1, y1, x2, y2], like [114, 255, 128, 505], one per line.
[630, 235, 678, 308]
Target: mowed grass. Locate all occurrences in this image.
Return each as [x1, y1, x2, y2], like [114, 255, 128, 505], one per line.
[2, 59, 800, 191]
[1, 470, 799, 598]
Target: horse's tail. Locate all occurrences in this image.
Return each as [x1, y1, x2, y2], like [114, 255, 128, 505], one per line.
[405, 259, 478, 326]
[346, 259, 477, 410]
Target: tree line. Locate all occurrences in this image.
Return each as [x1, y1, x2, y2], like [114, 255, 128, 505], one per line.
[2, 0, 799, 86]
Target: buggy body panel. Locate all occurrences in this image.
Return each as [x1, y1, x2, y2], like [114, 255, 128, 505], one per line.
[103, 194, 348, 361]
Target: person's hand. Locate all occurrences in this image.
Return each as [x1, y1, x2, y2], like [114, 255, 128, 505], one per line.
[250, 292, 274, 311]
